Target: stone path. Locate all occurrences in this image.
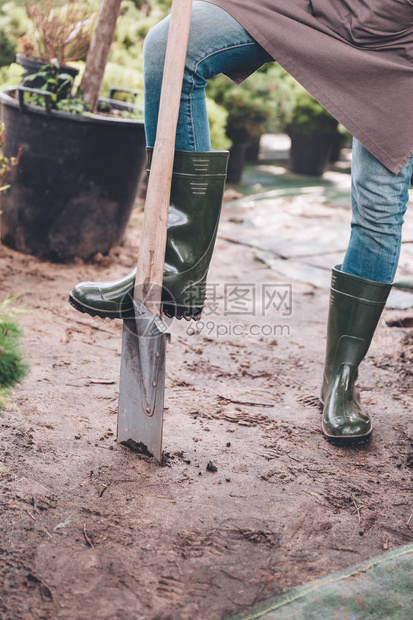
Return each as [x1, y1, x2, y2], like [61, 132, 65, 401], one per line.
[223, 136, 413, 310]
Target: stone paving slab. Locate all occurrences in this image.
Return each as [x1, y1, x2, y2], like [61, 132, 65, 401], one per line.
[222, 166, 413, 309]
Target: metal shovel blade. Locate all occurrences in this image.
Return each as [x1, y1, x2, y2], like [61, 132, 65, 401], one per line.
[117, 304, 168, 462]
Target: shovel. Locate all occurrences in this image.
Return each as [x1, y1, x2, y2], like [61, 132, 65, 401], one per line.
[117, 0, 193, 461]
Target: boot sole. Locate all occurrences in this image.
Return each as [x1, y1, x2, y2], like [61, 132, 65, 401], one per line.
[68, 294, 134, 320]
[68, 294, 203, 321]
[319, 399, 372, 444]
[321, 420, 372, 445]
[322, 431, 372, 445]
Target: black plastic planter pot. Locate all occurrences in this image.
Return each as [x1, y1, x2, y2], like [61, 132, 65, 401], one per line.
[329, 130, 345, 163]
[289, 132, 334, 176]
[246, 136, 261, 163]
[226, 127, 249, 184]
[227, 142, 249, 184]
[0, 87, 146, 261]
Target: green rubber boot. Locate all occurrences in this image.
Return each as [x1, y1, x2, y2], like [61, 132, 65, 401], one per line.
[320, 266, 392, 443]
[69, 148, 229, 320]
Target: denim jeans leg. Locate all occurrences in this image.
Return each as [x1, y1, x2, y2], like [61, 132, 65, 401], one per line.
[341, 137, 413, 283]
[143, 1, 272, 151]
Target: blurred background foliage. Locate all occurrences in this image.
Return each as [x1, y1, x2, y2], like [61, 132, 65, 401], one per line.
[0, 0, 342, 149]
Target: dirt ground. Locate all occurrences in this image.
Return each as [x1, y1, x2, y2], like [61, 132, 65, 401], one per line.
[1, 185, 413, 620]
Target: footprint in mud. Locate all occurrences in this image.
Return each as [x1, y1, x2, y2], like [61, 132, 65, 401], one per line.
[173, 529, 229, 559]
[172, 523, 280, 563]
[295, 393, 321, 409]
[157, 574, 186, 599]
[227, 526, 280, 548]
[190, 405, 274, 428]
[218, 408, 272, 428]
[157, 573, 210, 599]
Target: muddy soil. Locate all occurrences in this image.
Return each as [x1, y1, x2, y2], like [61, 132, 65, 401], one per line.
[0, 198, 412, 620]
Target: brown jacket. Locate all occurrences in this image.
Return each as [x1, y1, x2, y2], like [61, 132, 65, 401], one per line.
[203, 0, 413, 174]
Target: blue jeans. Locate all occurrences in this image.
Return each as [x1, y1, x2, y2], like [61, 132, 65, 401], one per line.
[341, 138, 412, 283]
[144, 1, 413, 284]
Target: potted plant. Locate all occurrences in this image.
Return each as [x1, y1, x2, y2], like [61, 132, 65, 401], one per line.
[0, 0, 147, 262]
[16, 0, 95, 86]
[285, 90, 339, 176]
[207, 72, 274, 183]
[207, 64, 296, 183]
[244, 64, 296, 163]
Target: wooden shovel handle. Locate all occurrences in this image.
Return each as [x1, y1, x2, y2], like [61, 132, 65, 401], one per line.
[134, 0, 193, 313]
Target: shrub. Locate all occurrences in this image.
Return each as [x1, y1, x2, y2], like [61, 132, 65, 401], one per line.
[0, 317, 28, 388]
[0, 30, 15, 67]
[253, 63, 298, 134]
[114, 0, 157, 60]
[0, 62, 25, 90]
[285, 89, 338, 137]
[0, 298, 28, 410]
[0, 0, 29, 64]
[207, 73, 273, 142]
[102, 60, 144, 98]
[206, 97, 232, 151]
[206, 64, 299, 144]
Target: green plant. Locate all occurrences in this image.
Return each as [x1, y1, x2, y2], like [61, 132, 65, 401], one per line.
[101, 61, 144, 99]
[205, 63, 301, 145]
[206, 97, 232, 151]
[0, 1, 30, 65]
[112, 0, 156, 63]
[0, 316, 27, 387]
[0, 62, 24, 90]
[0, 30, 16, 67]
[207, 72, 274, 142]
[285, 89, 338, 137]
[0, 389, 9, 411]
[0, 297, 28, 410]
[253, 64, 298, 134]
[23, 58, 92, 114]
[24, 58, 73, 94]
[0, 1, 29, 44]
[19, 59, 146, 118]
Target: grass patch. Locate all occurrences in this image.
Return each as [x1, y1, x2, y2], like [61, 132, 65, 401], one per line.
[0, 297, 29, 411]
[0, 386, 10, 411]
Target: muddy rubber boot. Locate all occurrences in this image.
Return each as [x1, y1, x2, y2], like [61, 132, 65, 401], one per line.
[69, 148, 229, 320]
[320, 266, 392, 443]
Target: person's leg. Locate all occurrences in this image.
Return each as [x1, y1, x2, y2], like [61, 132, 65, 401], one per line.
[69, 2, 273, 319]
[143, 1, 272, 151]
[341, 137, 413, 283]
[321, 139, 413, 442]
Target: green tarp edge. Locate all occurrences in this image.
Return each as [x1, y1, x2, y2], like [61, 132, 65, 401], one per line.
[226, 542, 413, 620]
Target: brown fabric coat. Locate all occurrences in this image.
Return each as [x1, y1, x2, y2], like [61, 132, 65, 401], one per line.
[202, 0, 413, 174]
